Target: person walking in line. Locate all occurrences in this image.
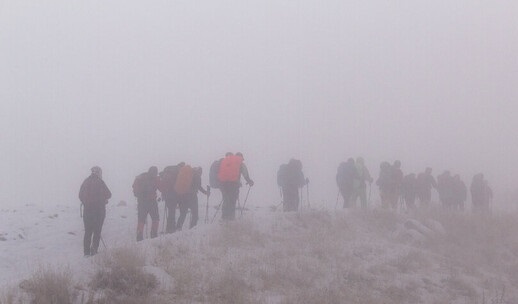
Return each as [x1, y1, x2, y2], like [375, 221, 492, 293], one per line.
[416, 167, 437, 207]
[351, 157, 373, 209]
[79, 166, 111, 256]
[401, 173, 418, 211]
[471, 173, 493, 214]
[133, 166, 160, 241]
[218, 152, 254, 221]
[278, 159, 307, 212]
[184, 167, 210, 229]
[158, 163, 184, 233]
[336, 158, 357, 208]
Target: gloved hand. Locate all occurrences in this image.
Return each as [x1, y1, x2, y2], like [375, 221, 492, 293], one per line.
[157, 197, 162, 202]
[305, 178, 310, 185]
[248, 180, 255, 187]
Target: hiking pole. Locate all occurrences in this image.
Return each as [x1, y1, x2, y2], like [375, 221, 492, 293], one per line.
[211, 199, 224, 224]
[100, 235, 107, 250]
[306, 181, 310, 210]
[240, 186, 252, 217]
[368, 182, 372, 205]
[237, 197, 243, 217]
[161, 204, 168, 234]
[205, 186, 210, 224]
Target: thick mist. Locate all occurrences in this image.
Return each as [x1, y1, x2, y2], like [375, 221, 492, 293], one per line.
[1, 1, 517, 209]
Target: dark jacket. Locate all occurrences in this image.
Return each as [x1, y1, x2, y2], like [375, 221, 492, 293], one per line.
[79, 174, 111, 208]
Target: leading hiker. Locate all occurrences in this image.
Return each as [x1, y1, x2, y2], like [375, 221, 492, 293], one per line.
[79, 166, 111, 256]
[217, 152, 254, 221]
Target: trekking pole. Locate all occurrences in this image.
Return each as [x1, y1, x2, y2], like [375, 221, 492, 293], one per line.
[368, 182, 372, 205]
[237, 197, 243, 217]
[100, 235, 107, 250]
[161, 204, 167, 233]
[306, 182, 310, 209]
[205, 186, 210, 224]
[240, 186, 252, 217]
[211, 199, 224, 224]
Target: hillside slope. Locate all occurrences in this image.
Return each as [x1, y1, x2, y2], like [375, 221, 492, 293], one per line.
[2, 204, 518, 303]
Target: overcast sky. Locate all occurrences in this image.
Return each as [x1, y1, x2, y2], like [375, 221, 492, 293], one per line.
[1, 1, 517, 208]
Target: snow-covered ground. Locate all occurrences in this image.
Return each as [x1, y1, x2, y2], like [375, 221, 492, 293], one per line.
[1, 198, 518, 303]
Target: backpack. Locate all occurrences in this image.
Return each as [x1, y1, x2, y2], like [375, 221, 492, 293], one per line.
[159, 166, 180, 193]
[218, 155, 243, 183]
[209, 160, 222, 189]
[277, 164, 288, 187]
[336, 162, 347, 187]
[132, 173, 147, 198]
[174, 165, 194, 195]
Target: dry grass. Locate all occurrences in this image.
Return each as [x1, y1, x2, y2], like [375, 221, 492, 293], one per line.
[6, 207, 518, 303]
[18, 266, 77, 304]
[89, 246, 158, 302]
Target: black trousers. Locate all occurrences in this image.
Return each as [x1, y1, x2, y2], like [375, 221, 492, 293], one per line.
[282, 186, 300, 212]
[137, 200, 159, 241]
[221, 182, 240, 220]
[83, 205, 106, 255]
[165, 198, 178, 234]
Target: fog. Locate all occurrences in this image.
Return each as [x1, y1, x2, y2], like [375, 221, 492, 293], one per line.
[1, 1, 517, 209]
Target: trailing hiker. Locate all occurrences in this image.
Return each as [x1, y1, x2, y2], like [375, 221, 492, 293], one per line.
[158, 163, 184, 233]
[217, 152, 254, 221]
[350, 157, 373, 209]
[277, 159, 307, 212]
[470, 173, 493, 214]
[336, 158, 357, 208]
[133, 166, 160, 241]
[416, 167, 437, 207]
[79, 166, 111, 256]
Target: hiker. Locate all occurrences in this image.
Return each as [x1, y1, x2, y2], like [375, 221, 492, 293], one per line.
[376, 161, 393, 209]
[351, 157, 373, 209]
[437, 171, 455, 208]
[416, 167, 437, 207]
[387, 160, 404, 210]
[452, 174, 467, 211]
[133, 166, 160, 241]
[218, 152, 254, 220]
[158, 163, 184, 233]
[176, 166, 210, 230]
[187, 167, 210, 228]
[79, 166, 111, 256]
[471, 173, 493, 214]
[336, 158, 357, 208]
[278, 159, 307, 212]
[401, 173, 418, 210]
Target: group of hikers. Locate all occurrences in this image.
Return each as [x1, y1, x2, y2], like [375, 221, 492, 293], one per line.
[78, 154, 493, 257]
[335, 158, 493, 213]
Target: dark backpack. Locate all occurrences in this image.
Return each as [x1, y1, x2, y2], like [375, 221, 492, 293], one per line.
[132, 173, 147, 198]
[209, 160, 222, 189]
[277, 164, 288, 187]
[336, 162, 347, 187]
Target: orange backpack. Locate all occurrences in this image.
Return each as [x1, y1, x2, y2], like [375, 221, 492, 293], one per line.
[218, 155, 243, 182]
[174, 165, 194, 195]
